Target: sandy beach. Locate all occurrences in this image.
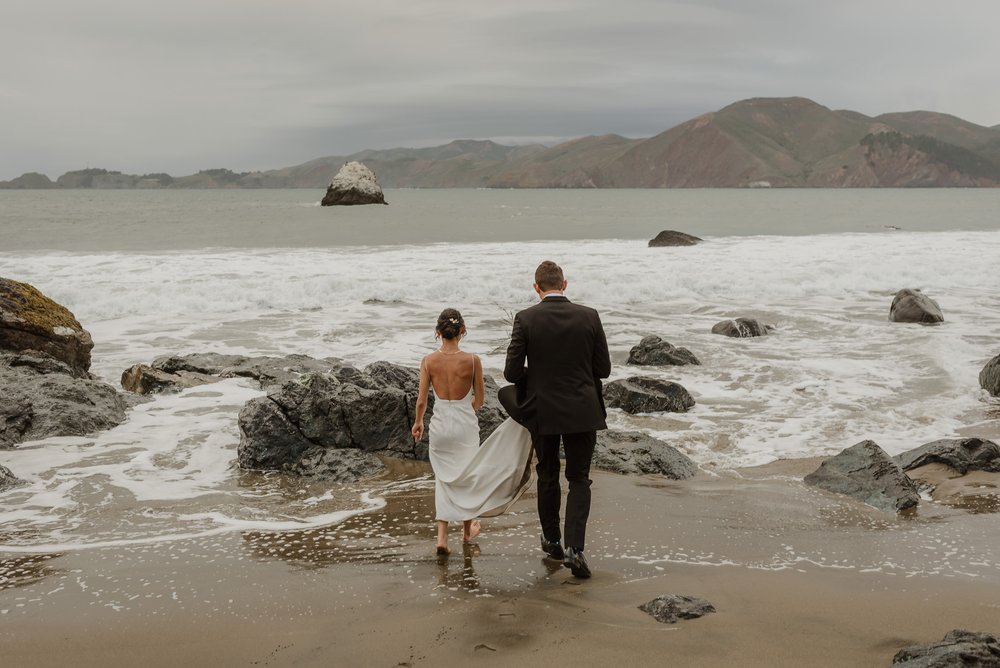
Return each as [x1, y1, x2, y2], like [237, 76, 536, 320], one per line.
[3, 457, 998, 668]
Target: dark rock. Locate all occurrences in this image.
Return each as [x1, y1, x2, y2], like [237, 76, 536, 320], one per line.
[894, 438, 1000, 475]
[121, 363, 218, 395]
[711, 318, 772, 338]
[627, 336, 700, 366]
[1, 352, 127, 449]
[981, 354, 1000, 397]
[593, 431, 697, 478]
[238, 360, 508, 477]
[892, 629, 1000, 667]
[0, 277, 94, 377]
[287, 447, 385, 481]
[639, 595, 716, 624]
[648, 230, 702, 247]
[889, 288, 944, 324]
[1, 464, 26, 491]
[320, 161, 388, 206]
[804, 440, 920, 513]
[152, 353, 249, 375]
[603, 377, 695, 414]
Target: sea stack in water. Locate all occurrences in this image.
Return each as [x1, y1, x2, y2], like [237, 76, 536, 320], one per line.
[321, 161, 387, 206]
[648, 230, 702, 247]
[889, 288, 943, 324]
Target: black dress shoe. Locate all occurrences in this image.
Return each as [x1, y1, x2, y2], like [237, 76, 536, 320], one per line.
[540, 536, 564, 560]
[564, 547, 591, 579]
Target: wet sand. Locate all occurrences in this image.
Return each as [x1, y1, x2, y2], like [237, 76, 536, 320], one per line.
[2, 461, 999, 667]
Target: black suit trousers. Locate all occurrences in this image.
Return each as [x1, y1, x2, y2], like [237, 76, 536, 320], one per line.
[533, 430, 596, 551]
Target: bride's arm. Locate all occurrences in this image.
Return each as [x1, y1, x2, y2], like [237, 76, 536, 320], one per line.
[471, 355, 485, 411]
[411, 357, 431, 440]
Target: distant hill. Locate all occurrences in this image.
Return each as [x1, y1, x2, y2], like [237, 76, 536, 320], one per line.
[5, 97, 1000, 189]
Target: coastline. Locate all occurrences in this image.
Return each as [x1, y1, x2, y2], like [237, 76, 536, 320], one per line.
[3, 460, 998, 667]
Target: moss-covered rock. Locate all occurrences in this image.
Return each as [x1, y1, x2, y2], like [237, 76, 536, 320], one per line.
[0, 277, 93, 377]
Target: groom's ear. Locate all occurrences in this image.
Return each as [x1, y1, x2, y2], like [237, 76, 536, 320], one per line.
[561, 280, 568, 291]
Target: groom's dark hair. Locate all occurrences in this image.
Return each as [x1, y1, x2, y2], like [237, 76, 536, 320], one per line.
[534, 261, 564, 291]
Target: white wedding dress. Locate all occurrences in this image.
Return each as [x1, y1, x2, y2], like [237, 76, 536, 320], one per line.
[429, 384, 534, 522]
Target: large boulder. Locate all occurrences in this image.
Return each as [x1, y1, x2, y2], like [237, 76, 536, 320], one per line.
[0, 277, 93, 377]
[894, 438, 1000, 475]
[627, 336, 700, 366]
[804, 440, 920, 513]
[889, 288, 944, 324]
[1, 464, 26, 491]
[603, 377, 695, 414]
[648, 230, 702, 247]
[981, 353, 1000, 397]
[1, 353, 127, 449]
[711, 318, 772, 338]
[320, 161, 387, 206]
[639, 595, 716, 624]
[237, 360, 507, 479]
[892, 629, 1000, 667]
[593, 431, 697, 479]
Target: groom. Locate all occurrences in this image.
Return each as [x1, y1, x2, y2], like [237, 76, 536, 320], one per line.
[504, 260, 611, 578]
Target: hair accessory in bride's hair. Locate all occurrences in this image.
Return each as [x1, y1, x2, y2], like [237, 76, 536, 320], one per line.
[448, 318, 459, 324]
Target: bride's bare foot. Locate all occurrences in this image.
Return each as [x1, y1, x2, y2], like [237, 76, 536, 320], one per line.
[463, 520, 481, 543]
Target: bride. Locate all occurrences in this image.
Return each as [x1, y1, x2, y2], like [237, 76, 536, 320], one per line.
[410, 308, 533, 555]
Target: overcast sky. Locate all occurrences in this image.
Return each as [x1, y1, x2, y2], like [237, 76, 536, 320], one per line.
[2, 0, 999, 179]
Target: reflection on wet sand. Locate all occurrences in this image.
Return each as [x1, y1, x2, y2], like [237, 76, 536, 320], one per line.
[0, 553, 62, 591]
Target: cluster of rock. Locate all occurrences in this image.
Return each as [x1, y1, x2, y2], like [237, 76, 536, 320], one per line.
[1, 278, 127, 451]
[320, 161, 387, 206]
[121, 353, 343, 394]
[892, 629, 1000, 667]
[804, 437, 1000, 513]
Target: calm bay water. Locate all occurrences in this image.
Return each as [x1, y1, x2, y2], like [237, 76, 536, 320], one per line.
[1, 188, 999, 553]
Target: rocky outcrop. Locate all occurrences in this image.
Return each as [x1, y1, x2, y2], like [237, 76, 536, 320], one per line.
[895, 438, 1000, 474]
[237, 361, 507, 478]
[627, 336, 700, 366]
[648, 230, 702, 247]
[1, 353, 127, 449]
[981, 354, 1000, 397]
[320, 161, 387, 206]
[0, 277, 93, 377]
[121, 352, 344, 394]
[804, 440, 920, 513]
[892, 629, 1000, 667]
[639, 595, 716, 624]
[593, 431, 697, 479]
[603, 377, 695, 414]
[711, 318, 772, 338]
[889, 288, 944, 324]
[0, 464, 25, 491]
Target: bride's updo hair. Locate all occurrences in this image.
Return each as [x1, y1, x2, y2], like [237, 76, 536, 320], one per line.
[436, 308, 465, 340]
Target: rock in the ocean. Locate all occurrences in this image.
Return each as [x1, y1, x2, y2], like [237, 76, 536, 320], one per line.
[0, 277, 94, 377]
[889, 288, 944, 324]
[603, 377, 695, 414]
[237, 360, 508, 478]
[1, 352, 127, 449]
[804, 440, 920, 513]
[121, 353, 345, 394]
[287, 446, 385, 482]
[894, 438, 1000, 475]
[639, 595, 716, 624]
[320, 161, 387, 206]
[593, 431, 697, 479]
[627, 336, 700, 366]
[1, 463, 26, 491]
[980, 353, 1000, 397]
[648, 230, 702, 247]
[892, 629, 1000, 667]
[711, 318, 772, 338]
[121, 363, 218, 395]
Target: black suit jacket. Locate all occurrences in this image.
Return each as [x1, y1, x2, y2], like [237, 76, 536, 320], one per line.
[503, 296, 611, 436]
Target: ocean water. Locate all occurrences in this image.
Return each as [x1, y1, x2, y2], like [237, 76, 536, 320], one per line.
[1, 188, 999, 552]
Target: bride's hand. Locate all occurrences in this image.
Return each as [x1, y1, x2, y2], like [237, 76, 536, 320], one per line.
[411, 422, 424, 441]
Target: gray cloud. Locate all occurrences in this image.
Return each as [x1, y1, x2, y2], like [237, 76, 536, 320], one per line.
[2, 0, 998, 179]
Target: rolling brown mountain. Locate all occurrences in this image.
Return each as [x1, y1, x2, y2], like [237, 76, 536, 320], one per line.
[4, 97, 999, 189]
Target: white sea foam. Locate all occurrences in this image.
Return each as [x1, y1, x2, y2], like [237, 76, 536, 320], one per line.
[2, 230, 1000, 550]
